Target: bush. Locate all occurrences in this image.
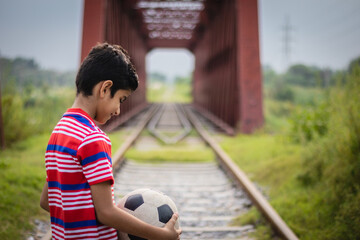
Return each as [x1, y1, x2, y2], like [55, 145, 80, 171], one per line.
[2, 95, 32, 145]
[297, 65, 360, 239]
[267, 77, 295, 102]
[289, 102, 329, 143]
[1, 87, 74, 147]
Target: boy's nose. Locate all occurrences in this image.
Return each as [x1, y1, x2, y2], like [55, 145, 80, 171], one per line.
[114, 108, 120, 116]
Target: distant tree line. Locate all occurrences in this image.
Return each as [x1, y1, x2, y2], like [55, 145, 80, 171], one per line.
[148, 72, 167, 83]
[148, 72, 192, 85]
[0, 56, 76, 94]
[263, 56, 360, 102]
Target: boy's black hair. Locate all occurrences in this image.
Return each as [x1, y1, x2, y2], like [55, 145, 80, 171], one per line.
[76, 43, 138, 97]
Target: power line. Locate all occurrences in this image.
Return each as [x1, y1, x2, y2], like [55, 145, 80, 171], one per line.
[282, 15, 294, 70]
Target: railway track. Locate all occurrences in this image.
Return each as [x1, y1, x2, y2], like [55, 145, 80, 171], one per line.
[38, 103, 298, 240]
[115, 161, 253, 239]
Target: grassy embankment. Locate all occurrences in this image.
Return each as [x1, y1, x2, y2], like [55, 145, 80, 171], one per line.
[224, 70, 360, 239]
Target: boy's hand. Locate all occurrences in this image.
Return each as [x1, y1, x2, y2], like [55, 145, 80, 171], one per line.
[153, 213, 181, 240]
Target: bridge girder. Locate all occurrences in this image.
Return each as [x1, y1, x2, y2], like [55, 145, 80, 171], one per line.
[81, 0, 263, 134]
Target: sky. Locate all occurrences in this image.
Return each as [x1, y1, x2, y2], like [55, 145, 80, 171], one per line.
[0, 0, 359, 77]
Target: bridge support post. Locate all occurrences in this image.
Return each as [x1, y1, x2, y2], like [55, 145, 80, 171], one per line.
[80, 0, 107, 62]
[235, 0, 264, 133]
[81, 0, 148, 130]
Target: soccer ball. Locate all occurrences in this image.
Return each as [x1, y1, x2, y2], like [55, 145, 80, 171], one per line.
[117, 188, 180, 240]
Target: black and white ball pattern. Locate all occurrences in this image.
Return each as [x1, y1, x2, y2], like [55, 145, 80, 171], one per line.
[117, 188, 180, 240]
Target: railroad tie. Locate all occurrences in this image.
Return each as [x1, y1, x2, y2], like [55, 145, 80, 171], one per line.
[114, 160, 255, 240]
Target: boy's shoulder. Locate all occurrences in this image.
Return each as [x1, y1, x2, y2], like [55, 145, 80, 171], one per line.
[51, 108, 110, 146]
[62, 108, 98, 130]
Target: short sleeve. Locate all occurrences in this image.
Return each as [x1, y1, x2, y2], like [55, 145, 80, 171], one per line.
[77, 131, 114, 185]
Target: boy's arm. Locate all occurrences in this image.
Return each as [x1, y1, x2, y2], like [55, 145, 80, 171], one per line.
[40, 182, 50, 212]
[90, 181, 181, 240]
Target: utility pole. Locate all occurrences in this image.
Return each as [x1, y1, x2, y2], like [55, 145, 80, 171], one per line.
[0, 51, 5, 150]
[282, 15, 294, 71]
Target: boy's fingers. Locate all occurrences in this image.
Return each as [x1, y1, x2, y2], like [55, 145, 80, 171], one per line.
[166, 213, 177, 228]
[171, 213, 179, 221]
[170, 213, 182, 236]
[167, 213, 181, 230]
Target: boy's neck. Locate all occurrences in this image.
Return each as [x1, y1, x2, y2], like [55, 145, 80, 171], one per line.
[71, 93, 97, 120]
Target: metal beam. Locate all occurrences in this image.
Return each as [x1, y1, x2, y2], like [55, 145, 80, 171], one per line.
[235, 0, 263, 133]
[147, 39, 191, 49]
[80, 0, 107, 62]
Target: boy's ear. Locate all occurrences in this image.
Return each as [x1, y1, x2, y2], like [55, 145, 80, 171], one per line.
[99, 80, 113, 98]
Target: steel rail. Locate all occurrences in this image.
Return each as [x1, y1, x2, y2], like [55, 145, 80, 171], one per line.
[111, 104, 160, 168]
[40, 104, 160, 240]
[184, 105, 299, 240]
[147, 103, 191, 144]
[172, 103, 192, 142]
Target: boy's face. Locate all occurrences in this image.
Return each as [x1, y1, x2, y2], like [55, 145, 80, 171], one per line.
[95, 88, 132, 124]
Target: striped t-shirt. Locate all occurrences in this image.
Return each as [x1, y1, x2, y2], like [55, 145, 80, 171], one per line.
[45, 108, 118, 240]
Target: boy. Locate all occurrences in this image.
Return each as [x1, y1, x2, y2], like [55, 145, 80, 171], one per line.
[40, 43, 181, 240]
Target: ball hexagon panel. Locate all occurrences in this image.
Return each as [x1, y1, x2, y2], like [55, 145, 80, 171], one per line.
[128, 234, 146, 240]
[157, 204, 173, 224]
[124, 194, 144, 211]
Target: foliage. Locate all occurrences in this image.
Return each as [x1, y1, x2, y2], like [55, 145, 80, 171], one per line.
[147, 72, 167, 83]
[1, 94, 31, 144]
[262, 65, 278, 86]
[284, 64, 321, 87]
[289, 101, 329, 143]
[348, 56, 360, 73]
[0, 57, 76, 90]
[296, 65, 360, 239]
[268, 77, 294, 102]
[0, 134, 49, 239]
[231, 207, 279, 240]
[147, 73, 192, 103]
[0, 56, 75, 146]
[220, 134, 303, 238]
[1, 87, 74, 146]
[227, 59, 360, 239]
[174, 75, 191, 85]
[263, 99, 293, 133]
[283, 64, 336, 87]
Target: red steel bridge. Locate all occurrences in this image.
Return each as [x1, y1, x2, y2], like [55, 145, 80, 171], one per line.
[81, 0, 263, 134]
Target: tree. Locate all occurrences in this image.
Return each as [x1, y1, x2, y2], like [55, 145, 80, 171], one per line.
[284, 64, 319, 87]
[148, 72, 167, 83]
[348, 56, 360, 73]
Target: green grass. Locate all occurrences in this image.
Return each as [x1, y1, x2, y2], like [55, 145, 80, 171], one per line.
[108, 129, 132, 152]
[220, 130, 348, 239]
[147, 82, 192, 103]
[220, 133, 308, 238]
[222, 69, 360, 239]
[290, 85, 326, 105]
[0, 134, 50, 240]
[125, 130, 214, 163]
[126, 147, 214, 163]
